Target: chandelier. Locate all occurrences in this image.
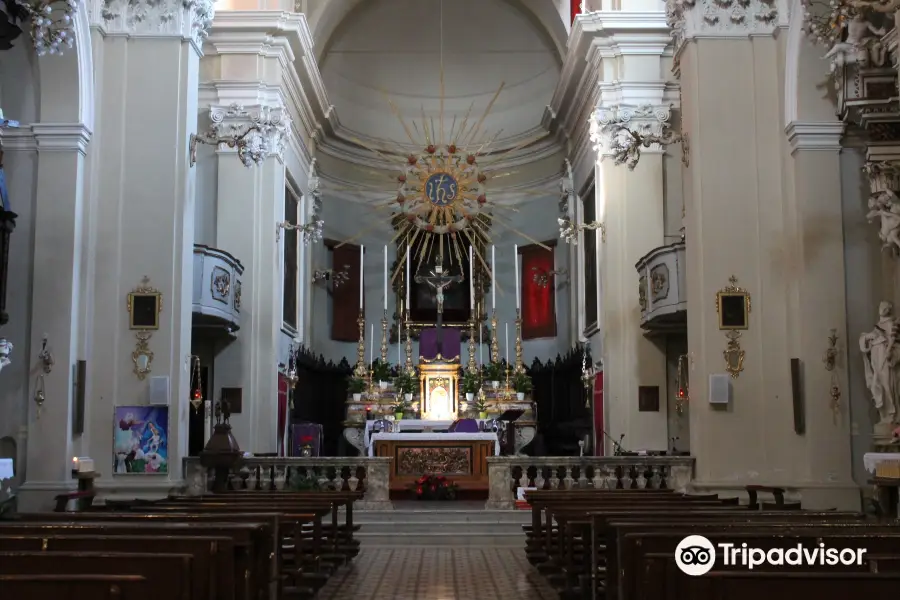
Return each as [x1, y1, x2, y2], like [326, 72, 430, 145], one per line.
[7, 0, 78, 56]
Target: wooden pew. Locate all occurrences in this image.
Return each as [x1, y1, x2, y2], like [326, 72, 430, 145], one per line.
[0, 551, 191, 600]
[0, 534, 235, 600]
[5, 516, 273, 600]
[0, 574, 152, 600]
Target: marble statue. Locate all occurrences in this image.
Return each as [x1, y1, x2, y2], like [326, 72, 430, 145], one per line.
[860, 302, 900, 439]
[0, 338, 12, 372]
[866, 194, 900, 254]
[823, 12, 887, 74]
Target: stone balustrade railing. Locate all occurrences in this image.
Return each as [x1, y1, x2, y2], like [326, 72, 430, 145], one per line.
[485, 456, 695, 509]
[183, 456, 393, 510]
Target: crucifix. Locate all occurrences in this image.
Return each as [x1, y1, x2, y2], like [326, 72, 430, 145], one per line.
[415, 255, 463, 359]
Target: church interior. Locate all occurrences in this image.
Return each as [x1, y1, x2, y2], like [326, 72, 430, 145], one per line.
[1, 0, 900, 597]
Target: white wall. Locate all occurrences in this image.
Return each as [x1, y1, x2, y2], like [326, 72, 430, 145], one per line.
[310, 195, 571, 365]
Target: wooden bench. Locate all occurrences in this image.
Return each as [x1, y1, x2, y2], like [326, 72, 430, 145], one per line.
[0, 573, 152, 600]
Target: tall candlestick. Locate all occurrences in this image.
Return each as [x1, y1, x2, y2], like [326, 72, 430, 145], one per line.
[405, 248, 411, 308]
[514, 244, 520, 309]
[491, 245, 496, 310]
[369, 323, 374, 365]
[469, 246, 474, 311]
[359, 245, 365, 310]
[505, 323, 509, 365]
[383, 245, 388, 311]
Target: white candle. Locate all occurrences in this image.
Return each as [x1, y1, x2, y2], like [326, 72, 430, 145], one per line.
[505, 323, 509, 365]
[479, 324, 483, 365]
[383, 245, 388, 311]
[469, 246, 474, 309]
[405, 247, 411, 308]
[514, 244, 520, 309]
[397, 318, 402, 365]
[369, 323, 374, 365]
[359, 245, 365, 310]
[491, 245, 496, 310]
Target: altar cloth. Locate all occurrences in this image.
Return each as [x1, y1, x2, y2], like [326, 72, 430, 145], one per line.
[368, 432, 499, 456]
[364, 419, 487, 448]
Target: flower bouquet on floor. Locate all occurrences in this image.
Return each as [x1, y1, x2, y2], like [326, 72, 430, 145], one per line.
[413, 474, 458, 500]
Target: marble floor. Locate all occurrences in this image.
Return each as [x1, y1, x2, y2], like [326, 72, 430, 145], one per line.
[317, 547, 558, 600]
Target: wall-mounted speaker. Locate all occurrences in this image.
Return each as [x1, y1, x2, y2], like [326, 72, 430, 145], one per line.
[708, 374, 731, 405]
[150, 376, 169, 405]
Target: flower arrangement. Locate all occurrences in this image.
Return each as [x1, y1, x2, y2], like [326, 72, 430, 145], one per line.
[473, 391, 489, 418]
[298, 434, 314, 457]
[482, 361, 505, 383]
[413, 474, 458, 500]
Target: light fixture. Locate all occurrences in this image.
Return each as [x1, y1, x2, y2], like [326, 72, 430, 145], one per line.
[189, 103, 291, 168]
[558, 217, 604, 244]
[531, 266, 568, 288]
[277, 217, 323, 244]
[588, 105, 687, 170]
[189, 355, 203, 412]
[312, 265, 350, 288]
[5, 0, 78, 56]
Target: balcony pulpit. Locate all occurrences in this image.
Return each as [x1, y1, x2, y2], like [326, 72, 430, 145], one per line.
[419, 327, 461, 361]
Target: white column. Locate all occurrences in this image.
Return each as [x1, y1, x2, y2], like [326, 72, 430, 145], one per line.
[210, 105, 287, 452]
[596, 106, 670, 452]
[80, 0, 211, 498]
[671, 0, 856, 508]
[18, 125, 91, 508]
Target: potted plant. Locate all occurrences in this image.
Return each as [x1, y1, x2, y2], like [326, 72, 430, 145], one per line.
[473, 393, 489, 420]
[393, 370, 417, 402]
[413, 474, 458, 500]
[393, 402, 406, 420]
[513, 372, 533, 401]
[372, 359, 393, 389]
[347, 376, 366, 401]
[461, 370, 482, 402]
[483, 362, 504, 389]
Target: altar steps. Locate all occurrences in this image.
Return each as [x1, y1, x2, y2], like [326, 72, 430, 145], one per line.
[355, 508, 529, 547]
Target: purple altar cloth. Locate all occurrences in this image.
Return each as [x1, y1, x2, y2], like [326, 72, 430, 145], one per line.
[449, 419, 479, 433]
[419, 328, 461, 360]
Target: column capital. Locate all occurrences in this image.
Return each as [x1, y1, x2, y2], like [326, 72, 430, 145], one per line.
[666, 0, 787, 49]
[196, 103, 291, 167]
[90, 0, 215, 52]
[31, 122, 93, 155]
[589, 103, 674, 163]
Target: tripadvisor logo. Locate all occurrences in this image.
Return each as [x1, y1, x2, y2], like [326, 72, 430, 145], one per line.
[675, 535, 867, 576]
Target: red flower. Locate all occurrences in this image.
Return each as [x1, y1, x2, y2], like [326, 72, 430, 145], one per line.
[426, 145, 436, 154]
[407, 154, 418, 165]
[416, 486, 423, 495]
[431, 485, 437, 491]
[477, 194, 486, 204]
[448, 144, 457, 154]
[398, 174, 407, 183]
[466, 154, 476, 165]
[300, 435, 313, 443]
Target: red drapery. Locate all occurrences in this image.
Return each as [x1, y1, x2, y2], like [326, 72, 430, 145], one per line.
[328, 241, 363, 341]
[520, 243, 557, 339]
[571, 0, 580, 24]
[277, 374, 288, 456]
[594, 371, 604, 456]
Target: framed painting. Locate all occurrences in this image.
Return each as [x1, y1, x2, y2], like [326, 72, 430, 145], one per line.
[113, 405, 169, 474]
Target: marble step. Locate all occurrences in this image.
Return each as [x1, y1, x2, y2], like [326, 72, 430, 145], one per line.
[356, 509, 531, 525]
[356, 530, 526, 547]
[355, 509, 529, 546]
[357, 519, 526, 535]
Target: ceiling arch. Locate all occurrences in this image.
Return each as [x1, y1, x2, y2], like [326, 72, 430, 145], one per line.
[309, 0, 569, 63]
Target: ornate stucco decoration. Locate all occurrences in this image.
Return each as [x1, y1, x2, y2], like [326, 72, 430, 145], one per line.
[801, 1, 890, 77]
[666, 0, 782, 51]
[864, 160, 900, 253]
[190, 103, 291, 168]
[97, 0, 215, 48]
[588, 104, 687, 170]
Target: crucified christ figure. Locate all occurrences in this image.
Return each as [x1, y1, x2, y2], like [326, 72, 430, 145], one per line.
[415, 256, 463, 358]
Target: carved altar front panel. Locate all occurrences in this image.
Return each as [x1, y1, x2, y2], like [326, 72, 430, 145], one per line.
[374, 438, 492, 491]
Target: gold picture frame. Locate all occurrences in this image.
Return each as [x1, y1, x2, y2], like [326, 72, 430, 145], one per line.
[715, 276, 750, 330]
[127, 276, 162, 331]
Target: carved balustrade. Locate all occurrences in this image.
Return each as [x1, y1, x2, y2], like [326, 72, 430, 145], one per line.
[183, 456, 393, 510]
[485, 455, 694, 509]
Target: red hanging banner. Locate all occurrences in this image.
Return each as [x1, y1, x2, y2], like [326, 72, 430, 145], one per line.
[571, 0, 581, 24]
[328, 241, 363, 341]
[520, 243, 557, 340]
[594, 371, 604, 456]
[277, 374, 289, 456]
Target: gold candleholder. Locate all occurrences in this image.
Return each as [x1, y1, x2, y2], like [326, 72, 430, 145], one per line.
[404, 310, 414, 373]
[355, 311, 367, 377]
[514, 309, 525, 374]
[380, 311, 389, 363]
[490, 311, 500, 363]
[467, 317, 477, 372]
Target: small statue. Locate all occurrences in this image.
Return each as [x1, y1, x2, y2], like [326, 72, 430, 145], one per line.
[866, 193, 900, 253]
[0, 338, 12, 372]
[860, 301, 900, 435]
[823, 12, 887, 73]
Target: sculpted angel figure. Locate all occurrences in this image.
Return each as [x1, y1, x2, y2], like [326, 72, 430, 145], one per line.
[824, 12, 887, 73]
[860, 301, 900, 427]
[866, 193, 900, 253]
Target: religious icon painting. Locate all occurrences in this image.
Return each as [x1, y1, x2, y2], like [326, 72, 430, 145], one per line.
[113, 405, 169, 475]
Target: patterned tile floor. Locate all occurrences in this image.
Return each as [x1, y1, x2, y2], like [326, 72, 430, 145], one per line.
[317, 547, 558, 600]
